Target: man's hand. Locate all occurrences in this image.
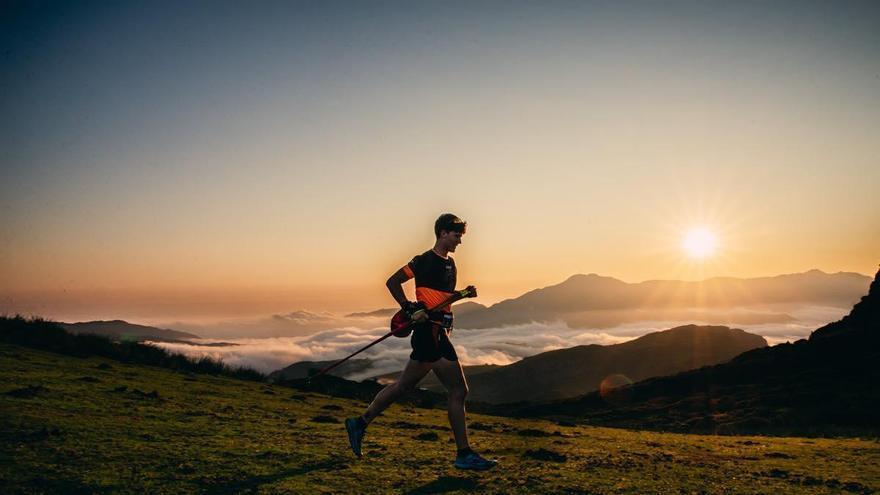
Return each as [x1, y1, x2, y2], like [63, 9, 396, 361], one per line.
[404, 301, 428, 323]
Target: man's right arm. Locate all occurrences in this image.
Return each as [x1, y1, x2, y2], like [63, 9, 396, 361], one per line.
[387, 266, 428, 322]
[386, 268, 411, 309]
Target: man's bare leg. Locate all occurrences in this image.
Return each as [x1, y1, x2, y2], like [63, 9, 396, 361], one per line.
[432, 357, 470, 450]
[362, 359, 433, 424]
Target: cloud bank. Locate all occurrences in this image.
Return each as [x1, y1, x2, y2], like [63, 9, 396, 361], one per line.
[150, 303, 849, 380]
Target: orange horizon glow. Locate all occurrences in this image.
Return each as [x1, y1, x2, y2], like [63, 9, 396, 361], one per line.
[2, 263, 875, 325]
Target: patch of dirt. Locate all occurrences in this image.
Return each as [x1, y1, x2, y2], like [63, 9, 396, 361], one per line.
[131, 389, 160, 399]
[517, 429, 552, 437]
[764, 452, 795, 459]
[4, 385, 45, 398]
[523, 448, 567, 462]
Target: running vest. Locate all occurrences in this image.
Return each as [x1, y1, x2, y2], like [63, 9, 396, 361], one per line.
[402, 250, 457, 313]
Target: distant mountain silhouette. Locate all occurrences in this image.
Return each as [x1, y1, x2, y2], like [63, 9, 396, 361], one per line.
[502, 267, 880, 436]
[455, 270, 870, 329]
[346, 301, 487, 319]
[268, 358, 374, 381]
[414, 325, 766, 404]
[448, 301, 487, 315]
[345, 308, 398, 318]
[60, 320, 199, 342]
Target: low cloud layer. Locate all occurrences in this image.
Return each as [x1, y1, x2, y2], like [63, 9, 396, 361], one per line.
[150, 304, 849, 380]
[155, 310, 386, 339]
[151, 322, 630, 380]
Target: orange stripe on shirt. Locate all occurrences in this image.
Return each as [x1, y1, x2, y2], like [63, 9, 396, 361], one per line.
[416, 287, 453, 312]
[402, 265, 414, 279]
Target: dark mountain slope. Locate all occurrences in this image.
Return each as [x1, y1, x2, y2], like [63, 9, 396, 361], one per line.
[502, 268, 880, 436]
[268, 358, 374, 381]
[450, 325, 766, 404]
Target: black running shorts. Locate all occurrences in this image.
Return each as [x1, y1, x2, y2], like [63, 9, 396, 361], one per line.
[410, 322, 458, 363]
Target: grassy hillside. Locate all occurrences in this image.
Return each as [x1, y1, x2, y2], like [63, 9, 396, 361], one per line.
[60, 320, 201, 342]
[2, 343, 877, 494]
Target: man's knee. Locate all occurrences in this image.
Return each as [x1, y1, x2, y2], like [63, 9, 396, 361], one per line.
[450, 383, 468, 402]
[396, 380, 417, 395]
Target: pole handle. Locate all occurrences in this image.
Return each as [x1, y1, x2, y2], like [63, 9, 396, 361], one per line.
[307, 285, 477, 381]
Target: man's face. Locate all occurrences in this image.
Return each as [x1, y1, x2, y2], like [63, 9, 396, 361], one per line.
[440, 230, 464, 252]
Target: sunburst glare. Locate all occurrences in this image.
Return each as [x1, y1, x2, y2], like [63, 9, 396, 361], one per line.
[682, 228, 717, 259]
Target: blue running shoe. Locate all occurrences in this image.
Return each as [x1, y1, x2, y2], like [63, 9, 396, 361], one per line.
[345, 417, 366, 458]
[454, 451, 497, 470]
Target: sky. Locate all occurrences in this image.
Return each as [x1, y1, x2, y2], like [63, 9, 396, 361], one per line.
[2, 1, 879, 321]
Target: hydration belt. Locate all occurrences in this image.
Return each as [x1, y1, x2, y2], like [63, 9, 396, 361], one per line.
[427, 311, 454, 329]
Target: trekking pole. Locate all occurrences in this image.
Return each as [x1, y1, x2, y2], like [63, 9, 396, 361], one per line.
[307, 286, 476, 382]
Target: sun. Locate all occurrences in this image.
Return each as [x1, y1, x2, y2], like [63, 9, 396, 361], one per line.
[682, 227, 717, 259]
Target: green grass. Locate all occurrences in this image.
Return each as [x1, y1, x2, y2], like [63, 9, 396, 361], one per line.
[1, 343, 878, 494]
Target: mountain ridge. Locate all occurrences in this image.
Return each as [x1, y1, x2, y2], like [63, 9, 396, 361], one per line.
[60, 319, 200, 342]
[498, 267, 880, 435]
[456, 269, 870, 329]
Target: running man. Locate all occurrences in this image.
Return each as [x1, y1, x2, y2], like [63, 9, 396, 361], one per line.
[346, 213, 497, 470]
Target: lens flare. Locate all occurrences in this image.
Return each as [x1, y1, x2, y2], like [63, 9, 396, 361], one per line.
[599, 373, 634, 405]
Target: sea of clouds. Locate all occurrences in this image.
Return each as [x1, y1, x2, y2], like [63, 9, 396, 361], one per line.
[150, 303, 850, 379]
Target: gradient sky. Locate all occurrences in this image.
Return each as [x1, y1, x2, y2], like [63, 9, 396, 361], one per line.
[2, 1, 879, 319]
